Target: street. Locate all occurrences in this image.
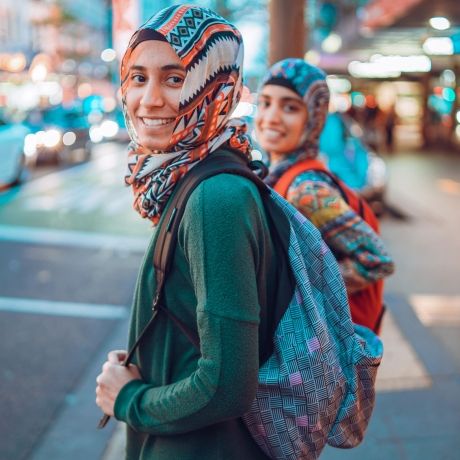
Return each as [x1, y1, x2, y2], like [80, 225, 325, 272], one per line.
[0, 144, 459, 460]
[0, 142, 151, 460]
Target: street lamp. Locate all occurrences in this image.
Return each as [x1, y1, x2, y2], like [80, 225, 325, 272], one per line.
[429, 17, 450, 31]
[101, 48, 117, 63]
[321, 33, 342, 53]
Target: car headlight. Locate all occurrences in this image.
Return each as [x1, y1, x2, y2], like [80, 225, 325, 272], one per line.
[43, 129, 62, 148]
[100, 120, 119, 138]
[24, 133, 37, 157]
[89, 125, 103, 143]
[63, 131, 77, 146]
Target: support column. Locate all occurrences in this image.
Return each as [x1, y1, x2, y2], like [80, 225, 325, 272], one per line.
[269, 0, 306, 65]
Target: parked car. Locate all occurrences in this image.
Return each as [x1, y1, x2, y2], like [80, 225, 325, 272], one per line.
[88, 107, 130, 144]
[0, 115, 30, 189]
[24, 105, 93, 165]
[109, 107, 130, 143]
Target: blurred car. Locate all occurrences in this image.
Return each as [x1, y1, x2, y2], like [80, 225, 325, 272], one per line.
[88, 107, 130, 144]
[319, 112, 387, 214]
[0, 115, 30, 189]
[24, 105, 93, 165]
[110, 107, 130, 143]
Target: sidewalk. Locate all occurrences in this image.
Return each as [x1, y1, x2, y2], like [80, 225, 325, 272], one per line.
[321, 151, 460, 459]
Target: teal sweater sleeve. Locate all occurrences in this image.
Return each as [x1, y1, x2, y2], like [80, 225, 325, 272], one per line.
[114, 175, 265, 434]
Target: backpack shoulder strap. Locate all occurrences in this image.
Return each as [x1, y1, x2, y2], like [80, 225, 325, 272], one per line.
[154, 151, 294, 359]
[274, 158, 378, 229]
[155, 153, 268, 277]
[97, 152, 262, 429]
[122, 150, 295, 366]
[274, 159, 328, 197]
[152, 152, 269, 348]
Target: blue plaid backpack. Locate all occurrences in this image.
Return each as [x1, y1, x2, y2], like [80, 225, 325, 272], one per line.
[102, 150, 383, 458]
[241, 189, 382, 459]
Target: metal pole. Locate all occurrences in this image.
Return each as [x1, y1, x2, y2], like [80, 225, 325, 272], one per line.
[269, 0, 306, 65]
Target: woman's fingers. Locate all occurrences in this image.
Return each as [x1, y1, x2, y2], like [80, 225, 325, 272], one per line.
[128, 364, 142, 380]
[108, 350, 127, 364]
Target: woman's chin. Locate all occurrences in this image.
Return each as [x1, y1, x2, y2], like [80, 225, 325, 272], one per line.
[137, 136, 171, 152]
[260, 141, 285, 155]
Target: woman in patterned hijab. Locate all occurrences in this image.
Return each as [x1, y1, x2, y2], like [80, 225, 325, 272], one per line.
[256, 58, 330, 186]
[96, 6, 277, 460]
[256, 58, 394, 331]
[121, 4, 251, 225]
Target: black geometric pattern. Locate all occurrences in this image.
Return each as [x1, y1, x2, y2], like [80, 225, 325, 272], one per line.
[242, 191, 383, 459]
[165, 9, 211, 56]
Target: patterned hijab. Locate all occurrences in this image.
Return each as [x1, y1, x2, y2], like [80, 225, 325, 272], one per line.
[122, 5, 251, 225]
[259, 59, 330, 187]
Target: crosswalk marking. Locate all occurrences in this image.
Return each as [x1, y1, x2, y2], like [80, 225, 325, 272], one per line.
[376, 311, 432, 392]
[410, 295, 460, 326]
[0, 225, 149, 251]
[0, 297, 128, 319]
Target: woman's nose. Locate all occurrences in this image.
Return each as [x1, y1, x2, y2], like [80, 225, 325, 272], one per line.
[263, 105, 281, 124]
[140, 82, 165, 108]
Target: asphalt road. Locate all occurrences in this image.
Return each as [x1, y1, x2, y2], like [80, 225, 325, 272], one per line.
[0, 142, 151, 460]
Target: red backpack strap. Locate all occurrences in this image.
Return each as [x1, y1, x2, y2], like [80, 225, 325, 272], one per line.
[274, 159, 328, 197]
[274, 158, 380, 233]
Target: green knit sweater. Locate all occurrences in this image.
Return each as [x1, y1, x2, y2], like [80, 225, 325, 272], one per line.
[114, 169, 278, 459]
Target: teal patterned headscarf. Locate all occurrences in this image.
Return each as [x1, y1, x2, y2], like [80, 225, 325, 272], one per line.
[260, 58, 330, 159]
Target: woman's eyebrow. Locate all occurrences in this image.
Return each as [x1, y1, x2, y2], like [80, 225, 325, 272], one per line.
[280, 97, 303, 104]
[128, 65, 146, 73]
[128, 64, 185, 72]
[161, 64, 185, 71]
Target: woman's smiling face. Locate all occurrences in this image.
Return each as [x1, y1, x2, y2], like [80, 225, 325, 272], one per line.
[125, 40, 186, 151]
[255, 84, 308, 160]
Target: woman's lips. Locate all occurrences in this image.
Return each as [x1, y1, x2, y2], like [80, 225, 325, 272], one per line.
[261, 128, 284, 141]
[140, 117, 175, 127]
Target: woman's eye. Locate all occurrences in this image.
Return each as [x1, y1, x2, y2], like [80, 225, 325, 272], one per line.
[257, 100, 270, 109]
[285, 104, 300, 113]
[131, 74, 145, 84]
[166, 75, 184, 86]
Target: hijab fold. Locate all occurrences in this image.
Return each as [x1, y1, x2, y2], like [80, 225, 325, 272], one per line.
[122, 5, 251, 225]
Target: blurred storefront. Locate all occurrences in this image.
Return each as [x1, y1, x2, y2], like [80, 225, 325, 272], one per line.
[307, 0, 460, 151]
[1, 0, 459, 151]
[0, 0, 113, 115]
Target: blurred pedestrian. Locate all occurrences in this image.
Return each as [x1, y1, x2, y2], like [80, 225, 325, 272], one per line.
[363, 94, 383, 151]
[95, 5, 278, 459]
[255, 58, 394, 333]
[384, 104, 397, 153]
